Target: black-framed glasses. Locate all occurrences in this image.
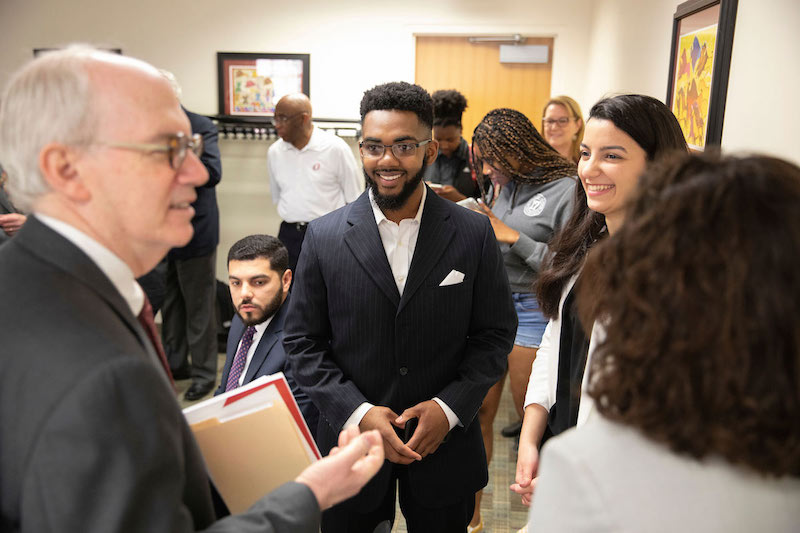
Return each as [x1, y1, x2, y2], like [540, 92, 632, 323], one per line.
[359, 139, 432, 159]
[105, 132, 203, 170]
[273, 112, 306, 124]
[542, 117, 572, 127]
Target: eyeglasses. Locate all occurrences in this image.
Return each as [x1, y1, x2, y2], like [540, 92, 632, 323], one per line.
[273, 112, 306, 124]
[359, 139, 432, 159]
[104, 132, 203, 170]
[542, 117, 572, 127]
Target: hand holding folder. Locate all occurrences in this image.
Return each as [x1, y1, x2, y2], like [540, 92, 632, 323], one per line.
[183, 373, 320, 513]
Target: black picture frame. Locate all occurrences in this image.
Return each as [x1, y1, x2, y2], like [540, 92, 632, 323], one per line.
[216, 52, 310, 119]
[666, 0, 738, 149]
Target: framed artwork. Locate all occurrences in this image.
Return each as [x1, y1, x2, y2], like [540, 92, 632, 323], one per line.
[217, 52, 310, 118]
[666, 0, 738, 150]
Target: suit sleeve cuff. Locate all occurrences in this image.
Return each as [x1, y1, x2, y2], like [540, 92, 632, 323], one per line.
[344, 402, 374, 429]
[433, 397, 461, 430]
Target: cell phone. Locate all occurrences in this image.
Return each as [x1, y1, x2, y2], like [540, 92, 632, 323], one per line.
[403, 417, 418, 443]
[456, 197, 482, 212]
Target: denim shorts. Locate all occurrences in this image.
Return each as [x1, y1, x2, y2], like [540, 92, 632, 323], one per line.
[513, 292, 548, 348]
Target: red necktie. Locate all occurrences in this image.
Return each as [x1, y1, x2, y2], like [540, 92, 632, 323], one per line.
[137, 293, 175, 387]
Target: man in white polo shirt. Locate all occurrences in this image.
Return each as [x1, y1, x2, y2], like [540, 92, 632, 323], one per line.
[268, 93, 362, 271]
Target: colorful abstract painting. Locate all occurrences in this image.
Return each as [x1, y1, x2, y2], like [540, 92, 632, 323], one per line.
[225, 59, 305, 116]
[671, 24, 717, 149]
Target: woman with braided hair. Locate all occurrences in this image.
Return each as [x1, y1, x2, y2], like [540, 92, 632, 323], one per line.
[468, 107, 577, 532]
[423, 89, 479, 201]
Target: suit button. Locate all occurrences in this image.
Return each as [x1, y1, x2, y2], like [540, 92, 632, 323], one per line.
[399, 367, 408, 376]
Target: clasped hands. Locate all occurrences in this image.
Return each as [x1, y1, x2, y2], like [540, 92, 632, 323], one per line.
[359, 401, 450, 464]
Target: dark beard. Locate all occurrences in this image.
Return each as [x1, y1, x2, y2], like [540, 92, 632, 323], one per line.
[364, 159, 427, 211]
[238, 286, 284, 326]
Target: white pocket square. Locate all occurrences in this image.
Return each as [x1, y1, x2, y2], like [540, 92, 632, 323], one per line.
[439, 269, 465, 287]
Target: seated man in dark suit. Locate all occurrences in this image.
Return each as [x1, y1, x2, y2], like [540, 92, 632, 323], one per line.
[215, 234, 318, 430]
[0, 44, 383, 533]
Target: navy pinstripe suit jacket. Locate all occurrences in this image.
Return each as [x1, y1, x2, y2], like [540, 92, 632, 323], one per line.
[284, 186, 517, 508]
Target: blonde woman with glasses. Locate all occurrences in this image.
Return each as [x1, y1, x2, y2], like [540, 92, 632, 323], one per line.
[541, 96, 584, 164]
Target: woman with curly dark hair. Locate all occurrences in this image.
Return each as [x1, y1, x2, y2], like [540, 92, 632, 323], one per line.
[528, 152, 800, 532]
[423, 89, 478, 202]
[512, 95, 687, 510]
[468, 107, 576, 532]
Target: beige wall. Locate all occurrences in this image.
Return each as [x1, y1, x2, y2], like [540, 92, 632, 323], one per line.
[722, 0, 800, 163]
[0, 0, 595, 119]
[581, 0, 676, 108]
[3, 0, 795, 163]
[579, 0, 800, 165]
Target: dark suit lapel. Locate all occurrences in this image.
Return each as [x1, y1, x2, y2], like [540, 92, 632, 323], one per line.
[16, 217, 166, 377]
[242, 333, 276, 383]
[343, 194, 400, 307]
[399, 191, 455, 313]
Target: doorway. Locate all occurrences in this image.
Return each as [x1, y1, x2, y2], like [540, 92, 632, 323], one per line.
[415, 35, 554, 141]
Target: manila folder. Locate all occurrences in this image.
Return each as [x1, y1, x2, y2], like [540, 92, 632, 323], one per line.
[190, 399, 312, 514]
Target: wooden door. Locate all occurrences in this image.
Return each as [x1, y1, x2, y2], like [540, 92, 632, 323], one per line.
[415, 36, 554, 142]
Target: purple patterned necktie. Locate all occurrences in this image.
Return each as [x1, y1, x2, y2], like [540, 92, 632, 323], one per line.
[225, 326, 257, 392]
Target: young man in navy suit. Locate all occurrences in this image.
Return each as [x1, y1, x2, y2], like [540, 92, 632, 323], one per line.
[284, 82, 517, 532]
[216, 234, 318, 431]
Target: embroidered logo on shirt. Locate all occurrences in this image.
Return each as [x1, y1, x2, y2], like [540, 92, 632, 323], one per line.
[312, 162, 321, 171]
[524, 193, 546, 217]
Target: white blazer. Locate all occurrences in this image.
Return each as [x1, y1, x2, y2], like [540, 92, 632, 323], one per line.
[529, 416, 800, 532]
[524, 274, 604, 426]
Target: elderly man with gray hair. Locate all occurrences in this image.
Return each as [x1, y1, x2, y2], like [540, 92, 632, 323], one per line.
[0, 45, 383, 533]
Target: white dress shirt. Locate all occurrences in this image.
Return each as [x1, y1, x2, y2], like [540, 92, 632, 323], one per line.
[234, 315, 274, 387]
[344, 186, 460, 431]
[268, 126, 363, 223]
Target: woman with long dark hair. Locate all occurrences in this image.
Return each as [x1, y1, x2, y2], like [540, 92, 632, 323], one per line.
[530, 152, 800, 531]
[469, 108, 576, 532]
[511, 95, 688, 508]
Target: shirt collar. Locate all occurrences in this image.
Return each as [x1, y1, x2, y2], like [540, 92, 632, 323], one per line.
[281, 126, 322, 153]
[368, 183, 427, 226]
[35, 214, 145, 316]
[254, 314, 273, 334]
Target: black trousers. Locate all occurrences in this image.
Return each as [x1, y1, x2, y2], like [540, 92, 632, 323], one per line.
[278, 221, 308, 273]
[161, 252, 218, 386]
[321, 465, 474, 533]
